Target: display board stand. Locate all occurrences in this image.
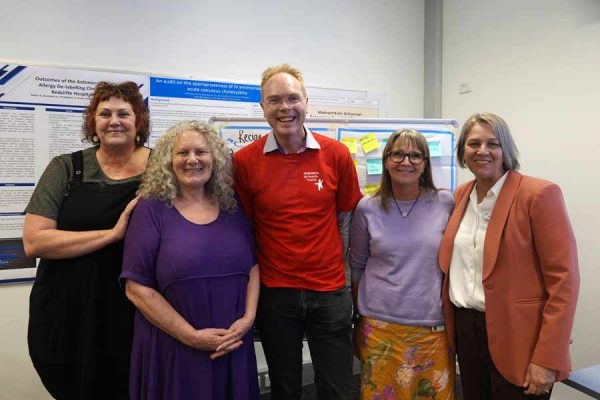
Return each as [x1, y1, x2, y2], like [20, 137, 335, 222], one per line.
[211, 117, 458, 193]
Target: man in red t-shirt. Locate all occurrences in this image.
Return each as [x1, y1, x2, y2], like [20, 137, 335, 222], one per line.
[233, 64, 362, 399]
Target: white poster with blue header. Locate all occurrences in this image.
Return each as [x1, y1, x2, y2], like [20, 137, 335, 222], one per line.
[148, 77, 263, 145]
[0, 62, 382, 283]
[0, 63, 147, 283]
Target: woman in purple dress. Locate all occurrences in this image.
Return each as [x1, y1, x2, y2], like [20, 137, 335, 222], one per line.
[120, 120, 259, 400]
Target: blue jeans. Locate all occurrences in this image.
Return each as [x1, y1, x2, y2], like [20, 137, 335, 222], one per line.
[256, 286, 354, 400]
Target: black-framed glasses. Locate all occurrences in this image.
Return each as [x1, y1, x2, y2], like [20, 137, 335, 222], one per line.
[387, 151, 426, 165]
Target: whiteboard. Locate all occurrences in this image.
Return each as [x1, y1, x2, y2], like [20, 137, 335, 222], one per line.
[212, 117, 459, 193]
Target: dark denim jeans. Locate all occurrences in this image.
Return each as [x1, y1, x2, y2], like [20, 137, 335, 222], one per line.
[256, 286, 354, 400]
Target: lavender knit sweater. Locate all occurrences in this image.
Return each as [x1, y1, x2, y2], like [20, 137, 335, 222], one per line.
[350, 190, 453, 326]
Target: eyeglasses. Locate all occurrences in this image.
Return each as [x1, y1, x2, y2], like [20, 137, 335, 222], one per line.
[387, 151, 426, 165]
[264, 94, 304, 107]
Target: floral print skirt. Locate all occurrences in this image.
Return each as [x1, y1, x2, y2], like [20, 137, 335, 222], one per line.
[358, 316, 455, 400]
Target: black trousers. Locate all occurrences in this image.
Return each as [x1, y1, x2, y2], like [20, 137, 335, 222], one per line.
[256, 286, 354, 400]
[454, 307, 552, 400]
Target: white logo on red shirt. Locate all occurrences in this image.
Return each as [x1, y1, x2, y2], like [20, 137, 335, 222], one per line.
[315, 179, 324, 191]
[303, 171, 324, 191]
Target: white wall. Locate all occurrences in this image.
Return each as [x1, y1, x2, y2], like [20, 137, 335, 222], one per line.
[442, 1, 600, 399]
[2, 0, 424, 118]
[0, 0, 425, 398]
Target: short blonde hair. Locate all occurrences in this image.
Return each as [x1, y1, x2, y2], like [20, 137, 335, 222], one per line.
[137, 121, 236, 212]
[261, 64, 306, 98]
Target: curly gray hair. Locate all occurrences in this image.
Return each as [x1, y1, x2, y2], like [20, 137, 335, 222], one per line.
[138, 120, 236, 212]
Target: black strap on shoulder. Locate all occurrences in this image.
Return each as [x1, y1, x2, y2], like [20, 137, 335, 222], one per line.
[64, 150, 84, 197]
[71, 150, 84, 186]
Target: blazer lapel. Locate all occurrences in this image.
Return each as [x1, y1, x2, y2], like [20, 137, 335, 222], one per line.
[439, 181, 475, 273]
[482, 171, 522, 280]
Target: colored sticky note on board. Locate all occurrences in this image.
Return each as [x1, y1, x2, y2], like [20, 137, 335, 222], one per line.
[359, 133, 379, 154]
[364, 183, 379, 196]
[366, 158, 383, 175]
[353, 159, 359, 169]
[428, 140, 442, 157]
[341, 137, 357, 154]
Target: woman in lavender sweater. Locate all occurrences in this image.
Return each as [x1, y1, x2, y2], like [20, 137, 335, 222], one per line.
[350, 129, 455, 400]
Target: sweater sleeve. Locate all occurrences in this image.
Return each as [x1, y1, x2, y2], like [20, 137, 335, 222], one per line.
[349, 198, 370, 288]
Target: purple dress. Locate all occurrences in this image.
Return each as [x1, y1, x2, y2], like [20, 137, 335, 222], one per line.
[121, 198, 259, 400]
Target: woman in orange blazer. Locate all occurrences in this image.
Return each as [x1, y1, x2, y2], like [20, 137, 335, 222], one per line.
[439, 113, 579, 399]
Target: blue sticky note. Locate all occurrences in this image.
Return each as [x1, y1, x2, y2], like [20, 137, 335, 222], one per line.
[428, 140, 442, 157]
[366, 158, 383, 175]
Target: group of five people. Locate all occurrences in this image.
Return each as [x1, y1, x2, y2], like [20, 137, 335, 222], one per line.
[23, 64, 579, 399]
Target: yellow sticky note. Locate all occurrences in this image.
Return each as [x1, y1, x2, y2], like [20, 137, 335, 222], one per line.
[359, 133, 379, 154]
[341, 137, 357, 154]
[364, 183, 379, 196]
[353, 159, 359, 169]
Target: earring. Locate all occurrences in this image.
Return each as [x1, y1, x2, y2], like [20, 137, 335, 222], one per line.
[92, 135, 99, 143]
[136, 135, 141, 143]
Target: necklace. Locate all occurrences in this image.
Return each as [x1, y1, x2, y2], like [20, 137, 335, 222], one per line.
[392, 188, 421, 218]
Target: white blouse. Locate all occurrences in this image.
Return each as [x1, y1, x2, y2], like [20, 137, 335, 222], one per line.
[449, 172, 508, 311]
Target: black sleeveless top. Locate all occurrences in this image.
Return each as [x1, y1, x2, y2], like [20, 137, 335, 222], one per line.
[28, 150, 140, 399]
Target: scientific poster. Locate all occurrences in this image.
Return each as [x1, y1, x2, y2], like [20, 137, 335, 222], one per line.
[0, 62, 382, 283]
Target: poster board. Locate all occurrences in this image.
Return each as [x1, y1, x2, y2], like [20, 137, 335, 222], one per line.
[0, 62, 382, 284]
[213, 117, 458, 195]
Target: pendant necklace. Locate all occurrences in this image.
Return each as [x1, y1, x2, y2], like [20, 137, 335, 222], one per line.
[392, 188, 422, 218]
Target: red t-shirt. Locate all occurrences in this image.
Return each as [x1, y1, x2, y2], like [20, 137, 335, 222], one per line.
[232, 132, 362, 291]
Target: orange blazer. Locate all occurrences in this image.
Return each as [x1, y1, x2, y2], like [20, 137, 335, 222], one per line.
[439, 171, 579, 386]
